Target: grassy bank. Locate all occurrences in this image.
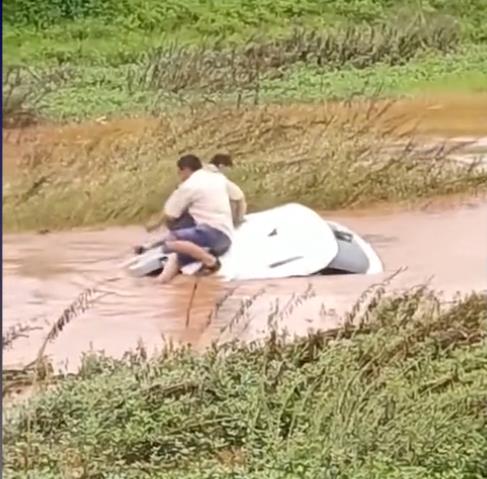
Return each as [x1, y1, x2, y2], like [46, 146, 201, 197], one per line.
[3, 289, 487, 478]
[4, 46, 487, 123]
[4, 0, 487, 60]
[3, 0, 487, 123]
[4, 99, 487, 232]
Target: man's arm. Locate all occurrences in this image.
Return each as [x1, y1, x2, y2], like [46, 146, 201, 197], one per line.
[145, 213, 181, 232]
[145, 211, 166, 233]
[230, 199, 246, 227]
[226, 178, 244, 202]
[226, 179, 247, 226]
[145, 186, 191, 232]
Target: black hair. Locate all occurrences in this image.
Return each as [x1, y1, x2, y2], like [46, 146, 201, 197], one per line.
[210, 153, 233, 168]
[177, 154, 202, 171]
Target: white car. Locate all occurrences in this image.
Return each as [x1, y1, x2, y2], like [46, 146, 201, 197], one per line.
[126, 203, 383, 281]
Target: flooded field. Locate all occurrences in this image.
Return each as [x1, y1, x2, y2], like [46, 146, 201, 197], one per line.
[3, 94, 487, 373]
[3, 197, 486, 373]
[4, 93, 487, 175]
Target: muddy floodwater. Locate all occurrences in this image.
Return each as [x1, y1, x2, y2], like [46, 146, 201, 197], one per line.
[3, 197, 486, 373]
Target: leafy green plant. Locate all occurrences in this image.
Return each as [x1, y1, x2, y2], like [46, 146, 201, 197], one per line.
[2, 65, 74, 127]
[3, 289, 487, 478]
[4, 0, 487, 44]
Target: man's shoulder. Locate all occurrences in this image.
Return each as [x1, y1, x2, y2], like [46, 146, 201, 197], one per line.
[190, 169, 226, 187]
[188, 169, 212, 181]
[204, 164, 220, 173]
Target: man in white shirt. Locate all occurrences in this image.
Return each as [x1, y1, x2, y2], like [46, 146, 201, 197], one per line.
[146, 154, 237, 283]
[206, 153, 247, 226]
[140, 153, 245, 238]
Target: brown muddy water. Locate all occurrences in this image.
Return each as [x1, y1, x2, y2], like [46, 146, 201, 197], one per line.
[3, 197, 486, 373]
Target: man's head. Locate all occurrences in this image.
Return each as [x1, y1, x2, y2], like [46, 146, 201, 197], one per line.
[210, 153, 233, 172]
[177, 154, 202, 181]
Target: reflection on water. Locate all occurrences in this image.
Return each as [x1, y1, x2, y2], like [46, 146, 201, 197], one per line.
[3, 199, 487, 372]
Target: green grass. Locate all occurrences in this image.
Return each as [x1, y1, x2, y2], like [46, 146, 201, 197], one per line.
[3, 0, 487, 121]
[8, 46, 484, 123]
[4, 0, 487, 53]
[261, 47, 487, 102]
[3, 289, 487, 478]
[4, 0, 487, 123]
[3, 7, 486, 123]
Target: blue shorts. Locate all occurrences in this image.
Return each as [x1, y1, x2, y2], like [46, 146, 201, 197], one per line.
[169, 212, 196, 231]
[165, 224, 231, 267]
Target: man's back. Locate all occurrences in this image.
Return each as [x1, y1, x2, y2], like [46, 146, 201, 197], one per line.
[164, 169, 234, 238]
[204, 163, 247, 226]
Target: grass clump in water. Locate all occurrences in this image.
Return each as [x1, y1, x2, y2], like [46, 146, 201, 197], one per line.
[3, 289, 487, 478]
[3, 97, 487, 232]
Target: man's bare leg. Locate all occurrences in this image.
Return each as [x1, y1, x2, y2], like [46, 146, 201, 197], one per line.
[157, 253, 180, 284]
[165, 240, 218, 267]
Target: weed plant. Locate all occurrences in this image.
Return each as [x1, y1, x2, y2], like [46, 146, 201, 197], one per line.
[3, 288, 486, 478]
[3, 97, 487, 232]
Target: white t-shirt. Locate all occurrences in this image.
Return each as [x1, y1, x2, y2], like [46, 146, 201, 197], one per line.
[164, 169, 235, 238]
[204, 164, 245, 203]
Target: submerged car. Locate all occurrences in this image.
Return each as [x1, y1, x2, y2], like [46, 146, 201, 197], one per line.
[125, 203, 383, 281]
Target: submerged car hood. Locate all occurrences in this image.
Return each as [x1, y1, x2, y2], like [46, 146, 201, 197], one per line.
[127, 203, 383, 281]
[182, 203, 339, 280]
